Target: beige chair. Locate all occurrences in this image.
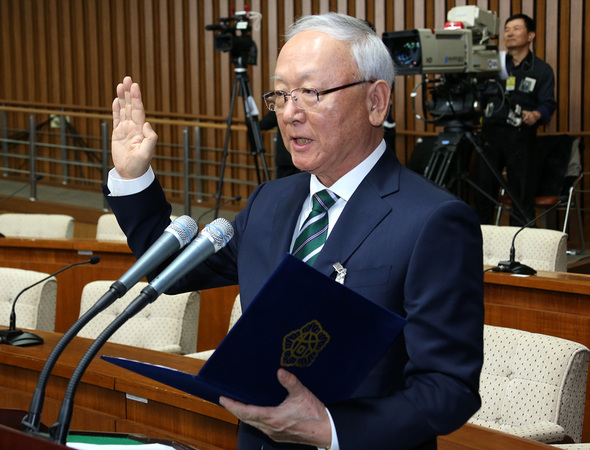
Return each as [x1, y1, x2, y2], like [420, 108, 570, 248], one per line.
[469, 325, 590, 444]
[77, 280, 200, 354]
[481, 224, 568, 272]
[0, 213, 74, 238]
[95, 213, 127, 242]
[96, 213, 178, 242]
[186, 294, 242, 360]
[0, 267, 57, 331]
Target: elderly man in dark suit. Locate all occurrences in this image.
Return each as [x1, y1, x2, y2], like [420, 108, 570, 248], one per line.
[105, 13, 484, 450]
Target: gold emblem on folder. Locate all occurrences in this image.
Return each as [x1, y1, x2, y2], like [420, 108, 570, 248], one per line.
[281, 319, 331, 368]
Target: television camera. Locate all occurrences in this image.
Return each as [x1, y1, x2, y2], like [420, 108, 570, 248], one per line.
[383, 6, 500, 77]
[383, 5, 502, 122]
[205, 9, 258, 67]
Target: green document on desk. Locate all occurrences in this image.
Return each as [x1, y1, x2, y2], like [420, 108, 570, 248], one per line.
[103, 254, 406, 407]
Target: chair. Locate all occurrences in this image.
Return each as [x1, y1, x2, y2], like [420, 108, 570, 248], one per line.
[481, 224, 568, 272]
[96, 213, 178, 241]
[77, 280, 200, 354]
[0, 267, 57, 332]
[534, 172, 585, 256]
[0, 213, 74, 238]
[560, 173, 586, 255]
[186, 294, 242, 360]
[95, 213, 126, 242]
[495, 135, 585, 253]
[469, 325, 590, 444]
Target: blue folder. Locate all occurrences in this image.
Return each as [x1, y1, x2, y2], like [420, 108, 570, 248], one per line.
[103, 254, 407, 406]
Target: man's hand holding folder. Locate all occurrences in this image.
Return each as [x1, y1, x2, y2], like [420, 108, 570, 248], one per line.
[103, 255, 406, 409]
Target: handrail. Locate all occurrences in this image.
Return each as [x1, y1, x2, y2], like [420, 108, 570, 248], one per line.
[0, 104, 249, 132]
[0, 104, 273, 216]
[0, 98, 239, 122]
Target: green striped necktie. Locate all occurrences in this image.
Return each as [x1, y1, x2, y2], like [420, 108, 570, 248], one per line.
[292, 189, 339, 265]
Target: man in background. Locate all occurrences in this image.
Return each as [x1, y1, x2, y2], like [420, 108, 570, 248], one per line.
[475, 13, 556, 225]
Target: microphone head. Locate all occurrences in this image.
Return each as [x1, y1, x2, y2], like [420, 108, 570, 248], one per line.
[202, 218, 234, 252]
[89, 256, 100, 264]
[168, 215, 199, 247]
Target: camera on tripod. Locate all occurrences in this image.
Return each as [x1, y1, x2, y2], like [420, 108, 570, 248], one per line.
[383, 6, 502, 124]
[205, 10, 258, 67]
[206, 9, 269, 215]
[383, 6, 500, 77]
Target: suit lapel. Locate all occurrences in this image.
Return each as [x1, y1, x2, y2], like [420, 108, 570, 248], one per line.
[269, 177, 310, 267]
[313, 149, 401, 276]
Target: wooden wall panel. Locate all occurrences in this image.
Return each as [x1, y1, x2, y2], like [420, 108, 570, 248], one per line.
[0, 0, 588, 209]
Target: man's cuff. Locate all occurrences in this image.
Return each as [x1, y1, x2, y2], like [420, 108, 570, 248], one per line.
[318, 407, 340, 450]
[107, 167, 155, 196]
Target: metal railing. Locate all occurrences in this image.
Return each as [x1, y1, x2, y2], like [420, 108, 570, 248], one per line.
[0, 105, 273, 215]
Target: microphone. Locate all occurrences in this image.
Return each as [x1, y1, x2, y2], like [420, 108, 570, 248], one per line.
[112, 215, 198, 296]
[0, 175, 43, 207]
[491, 200, 566, 275]
[0, 255, 100, 347]
[196, 195, 241, 224]
[48, 218, 234, 444]
[21, 215, 197, 434]
[144, 217, 234, 299]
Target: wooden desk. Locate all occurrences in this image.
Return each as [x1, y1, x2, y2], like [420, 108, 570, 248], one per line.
[484, 269, 590, 442]
[439, 423, 553, 449]
[0, 237, 238, 352]
[0, 330, 238, 450]
[0, 330, 556, 450]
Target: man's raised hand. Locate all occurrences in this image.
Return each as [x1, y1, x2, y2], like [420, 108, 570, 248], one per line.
[111, 76, 158, 179]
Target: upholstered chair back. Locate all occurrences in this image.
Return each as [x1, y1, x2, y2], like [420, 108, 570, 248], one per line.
[186, 294, 242, 360]
[481, 225, 568, 272]
[470, 325, 590, 444]
[95, 214, 127, 242]
[0, 213, 74, 238]
[96, 213, 178, 241]
[0, 268, 57, 331]
[77, 280, 200, 354]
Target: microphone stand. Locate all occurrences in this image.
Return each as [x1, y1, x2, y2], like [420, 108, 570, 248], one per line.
[21, 284, 124, 434]
[48, 219, 234, 444]
[23, 216, 198, 434]
[491, 200, 566, 275]
[49, 289, 155, 444]
[0, 256, 99, 347]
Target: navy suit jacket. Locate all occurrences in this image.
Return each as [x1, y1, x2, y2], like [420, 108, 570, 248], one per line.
[105, 147, 484, 450]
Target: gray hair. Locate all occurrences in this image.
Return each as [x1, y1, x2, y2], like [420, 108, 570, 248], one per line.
[286, 13, 395, 88]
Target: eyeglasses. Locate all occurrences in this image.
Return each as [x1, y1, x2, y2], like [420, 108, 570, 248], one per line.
[263, 80, 373, 112]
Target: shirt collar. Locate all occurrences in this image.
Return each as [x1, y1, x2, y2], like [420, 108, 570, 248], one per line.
[308, 140, 387, 201]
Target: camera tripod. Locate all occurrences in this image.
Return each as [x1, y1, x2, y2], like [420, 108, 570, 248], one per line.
[214, 62, 270, 218]
[423, 120, 532, 225]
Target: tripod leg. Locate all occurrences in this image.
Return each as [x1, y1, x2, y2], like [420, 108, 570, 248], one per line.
[238, 71, 270, 183]
[423, 143, 444, 180]
[436, 148, 455, 186]
[465, 131, 530, 225]
[214, 74, 241, 219]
